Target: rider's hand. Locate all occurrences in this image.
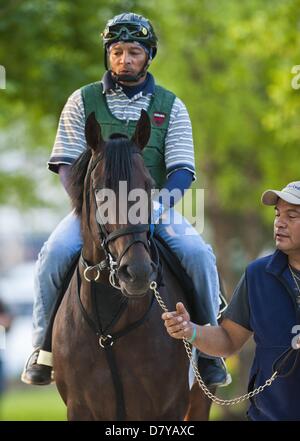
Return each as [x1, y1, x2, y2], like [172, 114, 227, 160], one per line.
[161, 302, 194, 340]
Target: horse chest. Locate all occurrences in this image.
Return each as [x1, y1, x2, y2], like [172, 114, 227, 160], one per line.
[55, 292, 189, 420]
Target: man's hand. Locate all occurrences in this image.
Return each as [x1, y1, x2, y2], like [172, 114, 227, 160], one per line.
[162, 304, 252, 357]
[162, 302, 195, 340]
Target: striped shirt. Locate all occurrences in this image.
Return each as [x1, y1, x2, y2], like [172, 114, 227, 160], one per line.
[48, 73, 196, 180]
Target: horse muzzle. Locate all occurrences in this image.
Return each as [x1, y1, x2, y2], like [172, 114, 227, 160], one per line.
[117, 261, 157, 298]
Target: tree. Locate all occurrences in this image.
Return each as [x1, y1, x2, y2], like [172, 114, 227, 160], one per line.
[0, 0, 139, 207]
[147, 0, 300, 288]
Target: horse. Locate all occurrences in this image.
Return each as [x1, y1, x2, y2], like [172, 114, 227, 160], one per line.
[52, 109, 214, 421]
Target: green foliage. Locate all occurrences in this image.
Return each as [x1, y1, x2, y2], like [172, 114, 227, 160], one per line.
[1, 0, 299, 241]
[148, 0, 300, 219]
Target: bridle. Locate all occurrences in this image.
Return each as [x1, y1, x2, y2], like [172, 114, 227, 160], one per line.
[80, 150, 157, 287]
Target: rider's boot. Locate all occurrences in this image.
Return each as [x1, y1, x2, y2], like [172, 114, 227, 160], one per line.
[21, 348, 53, 386]
[197, 355, 231, 388]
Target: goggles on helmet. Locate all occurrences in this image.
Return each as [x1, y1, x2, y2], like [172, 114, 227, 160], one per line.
[102, 23, 150, 43]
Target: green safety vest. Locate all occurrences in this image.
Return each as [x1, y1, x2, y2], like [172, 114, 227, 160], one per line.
[81, 81, 176, 189]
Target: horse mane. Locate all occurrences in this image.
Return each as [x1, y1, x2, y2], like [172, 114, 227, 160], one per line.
[104, 136, 137, 193]
[69, 148, 92, 215]
[69, 136, 154, 216]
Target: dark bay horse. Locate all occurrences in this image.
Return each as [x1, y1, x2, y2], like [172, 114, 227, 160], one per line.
[52, 110, 213, 421]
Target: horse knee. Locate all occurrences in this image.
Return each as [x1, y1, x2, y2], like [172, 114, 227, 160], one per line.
[182, 239, 216, 270]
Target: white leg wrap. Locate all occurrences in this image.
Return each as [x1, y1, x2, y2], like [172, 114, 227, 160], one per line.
[37, 350, 53, 367]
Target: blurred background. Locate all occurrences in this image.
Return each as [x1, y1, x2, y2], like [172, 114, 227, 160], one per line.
[0, 0, 300, 421]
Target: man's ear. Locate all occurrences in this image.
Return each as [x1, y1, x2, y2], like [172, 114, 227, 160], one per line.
[85, 112, 104, 152]
[131, 109, 151, 151]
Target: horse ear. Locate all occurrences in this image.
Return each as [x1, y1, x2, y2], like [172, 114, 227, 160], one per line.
[132, 109, 151, 150]
[85, 112, 104, 152]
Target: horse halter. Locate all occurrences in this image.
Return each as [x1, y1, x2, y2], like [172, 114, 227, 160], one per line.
[81, 152, 156, 288]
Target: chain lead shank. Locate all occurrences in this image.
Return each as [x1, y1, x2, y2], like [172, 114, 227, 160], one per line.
[149, 281, 278, 406]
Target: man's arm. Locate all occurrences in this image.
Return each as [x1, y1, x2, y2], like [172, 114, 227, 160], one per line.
[162, 303, 252, 358]
[198, 317, 252, 357]
[152, 97, 195, 222]
[48, 89, 86, 175]
[58, 164, 72, 196]
[152, 169, 193, 222]
[164, 97, 196, 181]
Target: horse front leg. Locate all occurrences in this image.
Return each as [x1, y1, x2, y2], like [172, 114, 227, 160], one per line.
[67, 403, 96, 421]
[184, 382, 216, 421]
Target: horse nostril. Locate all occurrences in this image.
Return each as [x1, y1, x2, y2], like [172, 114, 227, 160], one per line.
[118, 265, 135, 283]
[127, 266, 137, 282]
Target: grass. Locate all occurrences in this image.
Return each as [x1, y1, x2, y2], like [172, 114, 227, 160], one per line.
[0, 384, 67, 421]
[0, 382, 246, 421]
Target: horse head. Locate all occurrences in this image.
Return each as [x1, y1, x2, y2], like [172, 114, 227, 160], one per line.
[80, 109, 157, 297]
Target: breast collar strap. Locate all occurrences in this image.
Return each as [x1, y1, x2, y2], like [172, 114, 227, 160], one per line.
[76, 265, 156, 344]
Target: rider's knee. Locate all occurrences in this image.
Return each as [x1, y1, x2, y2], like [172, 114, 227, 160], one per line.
[38, 239, 78, 268]
[188, 240, 216, 266]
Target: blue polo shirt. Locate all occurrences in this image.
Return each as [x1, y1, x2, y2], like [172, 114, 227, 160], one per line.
[224, 250, 300, 421]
